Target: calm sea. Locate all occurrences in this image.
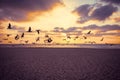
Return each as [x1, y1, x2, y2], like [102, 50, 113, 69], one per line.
[0, 44, 120, 49]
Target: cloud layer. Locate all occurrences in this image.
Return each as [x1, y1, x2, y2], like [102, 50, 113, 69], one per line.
[101, 0, 120, 5]
[0, 0, 64, 21]
[73, 3, 118, 23]
[53, 24, 120, 36]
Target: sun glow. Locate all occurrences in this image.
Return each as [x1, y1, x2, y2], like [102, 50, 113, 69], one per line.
[30, 6, 79, 30]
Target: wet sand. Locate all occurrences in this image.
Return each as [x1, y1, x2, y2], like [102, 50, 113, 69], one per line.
[0, 48, 120, 80]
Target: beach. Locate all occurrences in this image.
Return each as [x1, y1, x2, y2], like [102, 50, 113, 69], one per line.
[0, 48, 120, 80]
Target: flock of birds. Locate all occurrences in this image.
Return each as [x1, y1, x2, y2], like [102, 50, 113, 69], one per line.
[2, 23, 53, 44]
[0, 23, 112, 45]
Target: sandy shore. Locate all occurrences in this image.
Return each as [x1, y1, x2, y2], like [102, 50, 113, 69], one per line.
[0, 48, 120, 80]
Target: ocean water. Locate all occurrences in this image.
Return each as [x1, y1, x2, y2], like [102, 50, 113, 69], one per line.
[0, 48, 120, 80]
[0, 44, 120, 49]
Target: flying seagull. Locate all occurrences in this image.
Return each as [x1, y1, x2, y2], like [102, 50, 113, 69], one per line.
[15, 34, 19, 40]
[27, 27, 32, 32]
[87, 31, 91, 34]
[48, 38, 53, 43]
[67, 35, 71, 39]
[25, 40, 28, 44]
[7, 34, 11, 37]
[44, 38, 53, 43]
[100, 37, 104, 41]
[45, 34, 49, 38]
[74, 36, 79, 40]
[36, 37, 40, 42]
[83, 36, 87, 39]
[7, 23, 12, 29]
[21, 33, 24, 38]
[36, 30, 40, 34]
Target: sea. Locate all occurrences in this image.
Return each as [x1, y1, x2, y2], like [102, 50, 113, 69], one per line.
[0, 44, 120, 49]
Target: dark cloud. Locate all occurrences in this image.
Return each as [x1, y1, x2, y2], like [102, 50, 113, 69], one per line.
[53, 24, 120, 36]
[0, 0, 64, 21]
[101, 0, 120, 5]
[91, 4, 118, 20]
[73, 4, 91, 17]
[53, 27, 82, 35]
[73, 4, 118, 23]
[83, 24, 120, 31]
[53, 27, 65, 32]
[73, 4, 91, 23]
[82, 24, 120, 36]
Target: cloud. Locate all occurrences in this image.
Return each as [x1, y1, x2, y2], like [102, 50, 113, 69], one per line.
[73, 4, 91, 17]
[0, 0, 64, 21]
[73, 4, 92, 23]
[12, 26, 26, 32]
[53, 27, 65, 32]
[83, 24, 120, 31]
[73, 4, 118, 23]
[53, 27, 82, 33]
[91, 4, 118, 20]
[53, 24, 120, 36]
[101, 0, 120, 5]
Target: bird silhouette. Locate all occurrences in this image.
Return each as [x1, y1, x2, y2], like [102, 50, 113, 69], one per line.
[21, 33, 24, 38]
[83, 36, 87, 39]
[67, 35, 71, 39]
[87, 31, 91, 34]
[36, 30, 40, 34]
[25, 40, 29, 44]
[48, 38, 53, 43]
[27, 27, 32, 32]
[100, 37, 104, 41]
[74, 36, 79, 40]
[7, 23, 12, 29]
[36, 37, 40, 42]
[15, 34, 19, 40]
[7, 34, 11, 37]
[45, 34, 49, 38]
[44, 38, 53, 43]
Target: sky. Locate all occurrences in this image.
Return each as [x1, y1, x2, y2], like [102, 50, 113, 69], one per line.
[0, 0, 120, 44]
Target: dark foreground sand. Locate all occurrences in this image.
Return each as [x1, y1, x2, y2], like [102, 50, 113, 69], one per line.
[0, 48, 120, 80]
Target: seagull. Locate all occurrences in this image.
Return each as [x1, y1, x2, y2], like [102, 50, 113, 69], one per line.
[45, 34, 49, 38]
[15, 34, 19, 40]
[87, 31, 91, 34]
[100, 37, 104, 41]
[27, 27, 32, 32]
[83, 36, 87, 39]
[67, 35, 71, 39]
[36, 37, 40, 42]
[21, 33, 24, 38]
[25, 40, 29, 44]
[7, 34, 11, 37]
[48, 38, 53, 43]
[36, 30, 40, 34]
[44, 38, 53, 43]
[74, 36, 79, 40]
[7, 23, 12, 29]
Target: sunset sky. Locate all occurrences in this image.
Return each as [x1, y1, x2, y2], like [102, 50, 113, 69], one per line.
[0, 0, 120, 44]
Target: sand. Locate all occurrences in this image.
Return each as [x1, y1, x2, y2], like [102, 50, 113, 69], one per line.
[0, 48, 120, 80]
